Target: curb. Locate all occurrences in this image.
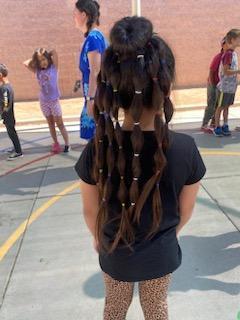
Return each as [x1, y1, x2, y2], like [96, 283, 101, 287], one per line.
[1, 103, 240, 131]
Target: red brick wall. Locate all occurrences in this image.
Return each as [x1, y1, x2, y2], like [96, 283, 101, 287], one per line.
[141, 0, 240, 88]
[0, 0, 239, 101]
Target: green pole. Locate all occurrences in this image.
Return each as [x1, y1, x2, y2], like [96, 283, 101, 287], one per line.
[132, 0, 141, 16]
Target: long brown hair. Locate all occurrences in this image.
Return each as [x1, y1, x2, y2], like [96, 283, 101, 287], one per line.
[75, 0, 100, 37]
[93, 16, 175, 253]
[31, 48, 53, 71]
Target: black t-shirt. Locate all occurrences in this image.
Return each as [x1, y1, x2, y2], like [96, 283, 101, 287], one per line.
[0, 83, 15, 124]
[75, 130, 206, 282]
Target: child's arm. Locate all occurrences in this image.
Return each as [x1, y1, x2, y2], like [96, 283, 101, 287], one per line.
[87, 51, 102, 116]
[0, 88, 11, 112]
[208, 69, 215, 85]
[79, 180, 99, 239]
[176, 181, 201, 235]
[222, 51, 240, 76]
[23, 59, 36, 73]
[49, 49, 58, 69]
[223, 64, 240, 76]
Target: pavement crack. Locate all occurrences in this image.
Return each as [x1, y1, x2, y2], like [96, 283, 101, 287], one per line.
[201, 183, 240, 233]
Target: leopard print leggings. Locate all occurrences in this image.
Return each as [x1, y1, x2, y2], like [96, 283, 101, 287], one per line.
[103, 272, 171, 320]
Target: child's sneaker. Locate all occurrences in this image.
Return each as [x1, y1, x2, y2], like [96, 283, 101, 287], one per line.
[51, 142, 62, 153]
[7, 152, 23, 161]
[222, 124, 231, 136]
[201, 126, 213, 134]
[213, 126, 224, 137]
[63, 145, 71, 153]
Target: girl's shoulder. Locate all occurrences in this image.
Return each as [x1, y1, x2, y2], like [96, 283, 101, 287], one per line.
[88, 28, 104, 37]
[168, 130, 196, 153]
[84, 29, 108, 53]
[87, 29, 106, 43]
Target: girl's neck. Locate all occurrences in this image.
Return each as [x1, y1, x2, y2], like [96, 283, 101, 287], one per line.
[0, 78, 8, 86]
[122, 108, 157, 131]
[82, 23, 98, 35]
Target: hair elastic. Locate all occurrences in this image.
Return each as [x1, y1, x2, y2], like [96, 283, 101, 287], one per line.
[135, 90, 142, 95]
[134, 153, 140, 157]
[137, 54, 144, 59]
[121, 203, 125, 207]
[113, 89, 118, 93]
[115, 52, 121, 63]
[134, 122, 140, 126]
[133, 177, 139, 181]
[131, 202, 136, 207]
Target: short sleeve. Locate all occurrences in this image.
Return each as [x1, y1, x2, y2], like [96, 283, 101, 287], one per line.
[185, 140, 206, 185]
[209, 54, 221, 72]
[222, 51, 233, 66]
[74, 140, 96, 185]
[86, 34, 103, 54]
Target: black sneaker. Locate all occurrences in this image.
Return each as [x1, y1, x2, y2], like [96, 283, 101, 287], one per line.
[7, 152, 23, 161]
[63, 145, 71, 153]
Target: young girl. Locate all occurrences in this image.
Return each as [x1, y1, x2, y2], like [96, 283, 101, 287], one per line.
[75, 17, 206, 319]
[74, 0, 107, 140]
[24, 48, 70, 153]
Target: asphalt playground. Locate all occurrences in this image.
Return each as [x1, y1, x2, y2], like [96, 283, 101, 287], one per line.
[0, 113, 240, 320]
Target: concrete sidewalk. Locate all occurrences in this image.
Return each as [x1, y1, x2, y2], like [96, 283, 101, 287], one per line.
[1, 86, 240, 131]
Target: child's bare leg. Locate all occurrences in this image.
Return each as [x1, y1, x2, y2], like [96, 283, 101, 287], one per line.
[214, 106, 222, 127]
[46, 115, 58, 144]
[54, 116, 69, 146]
[223, 106, 230, 124]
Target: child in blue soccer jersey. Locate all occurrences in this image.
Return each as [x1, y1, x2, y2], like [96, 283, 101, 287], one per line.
[74, 0, 107, 140]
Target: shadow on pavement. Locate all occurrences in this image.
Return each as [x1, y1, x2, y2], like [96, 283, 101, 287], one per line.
[83, 231, 240, 299]
[0, 165, 79, 196]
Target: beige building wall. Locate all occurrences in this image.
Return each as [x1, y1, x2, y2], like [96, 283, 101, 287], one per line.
[0, 0, 239, 101]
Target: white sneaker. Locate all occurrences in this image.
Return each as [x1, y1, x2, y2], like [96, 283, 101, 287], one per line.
[7, 152, 23, 161]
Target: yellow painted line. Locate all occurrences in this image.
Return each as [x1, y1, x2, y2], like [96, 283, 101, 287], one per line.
[0, 148, 239, 262]
[0, 182, 80, 262]
[200, 150, 240, 156]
